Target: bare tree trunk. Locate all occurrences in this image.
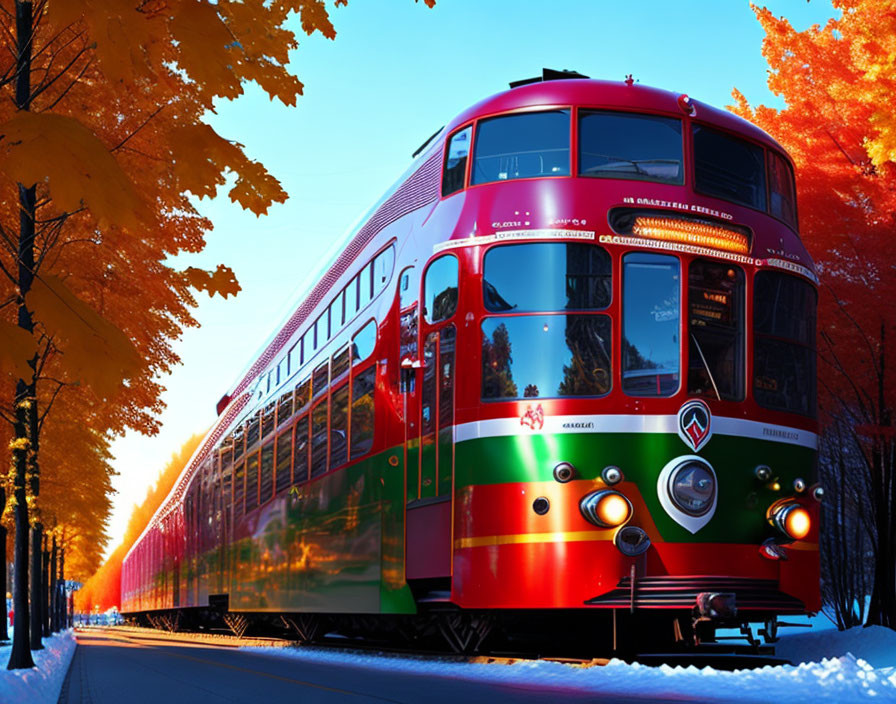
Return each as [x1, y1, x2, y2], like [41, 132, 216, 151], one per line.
[41, 536, 49, 637]
[0, 487, 7, 643]
[49, 535, 58, 633]
[29, 524, 42, 650]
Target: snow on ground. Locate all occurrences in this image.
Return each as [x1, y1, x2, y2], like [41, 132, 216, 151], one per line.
[0, 630, 76, 704]
[245, 624, 896, 702]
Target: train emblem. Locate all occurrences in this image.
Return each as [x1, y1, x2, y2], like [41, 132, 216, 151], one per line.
[678, 399, 712, 452]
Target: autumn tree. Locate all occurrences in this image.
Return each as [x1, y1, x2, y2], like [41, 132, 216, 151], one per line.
[0, 0, 434, 668]
[732, 1, 896, 628]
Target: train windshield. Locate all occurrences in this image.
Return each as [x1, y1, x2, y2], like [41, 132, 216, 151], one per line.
[753, 272, 817, 416]
[693, 125, 767, 211]
[471, 110, 570, 185]
[483, 242, 611, 312]
[481, 314, 611, 400]
[578, 111, 683, 184]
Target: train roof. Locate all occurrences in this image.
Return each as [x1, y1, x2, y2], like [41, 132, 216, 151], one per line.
[444, 77, 787, 155]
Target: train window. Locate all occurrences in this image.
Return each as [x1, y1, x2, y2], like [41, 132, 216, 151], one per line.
[423, 255, 458, 323]
[330, 384, 349, 469]
[245, 452, 259, 511]
[481, 314, 611, 399]
[312, 360, 329, 399]
[295, 376, 311, 413]
[359, 263, 373, 309]
[266, 370, 272, 394]
[275, 426, 293, 493]
[245, 412, 260, 447]
[330, 294, 344, 335]
[622, 253, 680, 397]
[421, 332, 437, 437]
[293, 415, 310, 482]
[232, 427, 245, 462]
[483, 243, 611, 312]
[399, 266, 417, 310]
[753, 272, 817, 416]
[688, 260, 745, 401]
[350, 365, 376, 459]
[276, 358, 284, 385]
[472, 110, 570, 185]
[768, 151, 797, 228]
[262, 401, 276, 438]
[693, 125, 767, 211]
[288, 341, 301, 376]
[345, 277, 359, 322]
[219, 445, 233, 510]
[352, 320, 377, 364]
[442, 125, 471, 196]
[374, 246, 395, 294]
[311, 401, 328, 477]
[437, 326, 455, 497]
[260, 439, 274, 504]
[332, 344, 351, 383]
[233, 459, 245, 514]
[579, 111, 683, 184]
[277, 389, 293, 426]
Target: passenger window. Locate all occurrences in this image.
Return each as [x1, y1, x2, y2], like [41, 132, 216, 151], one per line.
[330, 384, 349, 469]
[399, 266, 417, 310]
[351, 366, 376, 459]
[472, 110, 570, 185]
[332, 345, 351, 382]
[293, 416, 309, 483]
[288, 341, 300, 376]
[232, 426, 245, 462]
[423, 255, 458, 324]
[313, 360, 329, 399]
[768, 151, 797, 228]
[352, 320, 377, 364]
[622, 252, 680, 397]
[244, 452, 259, 512]
[374, 246, 395, 294]
[311, 401, 328, 477]
[359, 263, 373, 309]
[261, 401, 276, 438]
[259, 440, 274, 505]
[245, 412, 260, 447]
[295, 376, 311, 413]
[277, 389, 293, 426]
[330, 294, 344, 334]
[693, 125, 766, 211]
[345, 278, 359, 321]
[275, 427, 293, 493]
[442, 125, 471, 197]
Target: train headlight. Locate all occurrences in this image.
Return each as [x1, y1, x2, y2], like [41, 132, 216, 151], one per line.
[768, 501, 812, 541]
[580, 490, 632, 528]
[669, 461, 716, 516]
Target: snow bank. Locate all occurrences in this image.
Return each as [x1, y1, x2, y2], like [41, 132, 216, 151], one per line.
[0, 630, 77, 704]
[244, 625, 896, 702]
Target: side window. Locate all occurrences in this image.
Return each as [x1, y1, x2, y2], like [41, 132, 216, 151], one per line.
[332, 345, 351, 382]
[277, 389, 293, 426]
[260, 439, 274, 505]
[374, 246, 395, 295]
[399, 266, 417, 310]
[261, 401, 276, 438]
[330, 385, 349, 469]
[359, 263, 373, 309]
[288, 341, 300, 377]
[330, 294, 344, 335]
[768, 151, 797, 228]
[246, 412, 260, 447]
[244, 451, 259, 512]
[351, 366, 376, 459]
[295, 376, 311, 413]
[423, 255, 459, 323]
[442, 125, 471, 197]
[345, 278, 359, 322]
[352, 320, 377, 364]
[293, 416, 309, 483]
[311, 401, 328, 478]
[313, 360, 329, 399]
[233, 458, 245, 514]
[275, 426, 293, 494]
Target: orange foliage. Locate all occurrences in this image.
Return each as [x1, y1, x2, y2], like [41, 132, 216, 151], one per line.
[75, 433, 203, 613]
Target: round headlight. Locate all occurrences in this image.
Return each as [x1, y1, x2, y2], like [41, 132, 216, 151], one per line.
[770, 501, 811, 540]
[580, 490, 632, 528]
[668, 461, 716, 516]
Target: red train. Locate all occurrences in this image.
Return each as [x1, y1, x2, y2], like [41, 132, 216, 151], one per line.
[122, 70, 820, 653]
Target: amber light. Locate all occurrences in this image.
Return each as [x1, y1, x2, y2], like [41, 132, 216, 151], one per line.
[632, 216, 750, 255]
[769, 501, 812, 541]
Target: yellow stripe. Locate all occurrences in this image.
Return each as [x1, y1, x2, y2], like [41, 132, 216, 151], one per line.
[455, 529, 615, 549]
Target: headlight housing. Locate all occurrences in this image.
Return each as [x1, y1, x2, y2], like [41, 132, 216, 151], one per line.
[769, 501, 811, 541]
[668, 460, 716, 516]
[580, 490, 632, 528]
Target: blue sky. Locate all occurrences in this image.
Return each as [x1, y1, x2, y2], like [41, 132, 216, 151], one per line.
[106, 0, 839, 555]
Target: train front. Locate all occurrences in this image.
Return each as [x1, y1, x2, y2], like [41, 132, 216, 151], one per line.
[436, 78, 820, 646]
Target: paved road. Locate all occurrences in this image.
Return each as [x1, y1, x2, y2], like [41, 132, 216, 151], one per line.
[57, 628, 690, 704]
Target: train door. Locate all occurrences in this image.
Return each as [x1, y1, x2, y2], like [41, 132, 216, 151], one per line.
[404, 254, 458, 583]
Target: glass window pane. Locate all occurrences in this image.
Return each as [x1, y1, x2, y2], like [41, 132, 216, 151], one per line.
[694, 125, 767, 210]
[484, 243, 610, 312]
[260, 440, 274, 505]
[688, 260, 744, 400]
[232, 426, 245, 462]
[277, 389, 293, 426]
[351, 366, 376, 459]
[622, 253, 680, 397]
[359, 263, 373, 309]
[374, 246, 395, 295]
[768, 151, 797, 227]
[399, 266, 417, 310]
[330, 384, 349, 469]
[421, 332, 437, 436]
[245, 412, 260, 448]
[472, 110, 570, 185]
[353, 320, 377, 364]
[443, 125, 471, 196]
[424, 255, 458, 323]
[295, 376, 311, 413]
[312, 360, 329, 399]
[244, 452, 259, 512]
[437, 326, 455, 497]
[754, 272, 816, 345]
[261, 401, 276, 438]
[345, 278, 359, 322]
[579, 111, 682, 184]
[275, 427, 293, 493]
[311, 402, 328, 478]
[293, 416, 309, 483]
[330, 294, 344, 334]
[332, 345, 351, 382]
[481, 314, 611, 399]
[288, 342, 300, 377]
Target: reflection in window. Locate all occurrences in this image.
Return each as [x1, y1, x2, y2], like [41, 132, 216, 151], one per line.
[330, 292, 344, 333]
[443, 126, 471, 196]
[330, 385, 349, 469]
[332, 345, 351, 382]
[353, 320, 377, 364]
[424, 255, 458, 323]
[754, 272, 816, 416]
[245, 413, 260, 447]
[694, 125, 766, 210]
[260, 440, 274, 505]
[277, 390, 293, 426]
[688, 260, 744, 400]
[472, 110, 570, 185]
[311, 402, 328, 478]
[481, 315, 611, 400]
[359, 263, 373, 309]
[293, 416, 309, 482]
[484, 243, 610, 312]
[275, 428, 292, 493]
[374, 246, 395, 293]
[312, 360, 329, 399]
[768, 151, 797, 228]
[261, 401, 276, 438]
[622, 253, 680, 397]
[351, 366, 376, 459]
[579, 111, 683, 184]
[345, 278, 359, 322]
[288, 341, 301, 376]
[245, 452, 259, 512]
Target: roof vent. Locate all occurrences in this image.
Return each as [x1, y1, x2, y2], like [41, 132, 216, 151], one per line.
[509, 68, 590, 89]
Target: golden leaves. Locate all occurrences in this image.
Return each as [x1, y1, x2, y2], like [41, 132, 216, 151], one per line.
[0, 322, 37, 380]
[26, 275, 141, 398]
[0, 113, 145, 229]
[183, 265, 242, 299]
